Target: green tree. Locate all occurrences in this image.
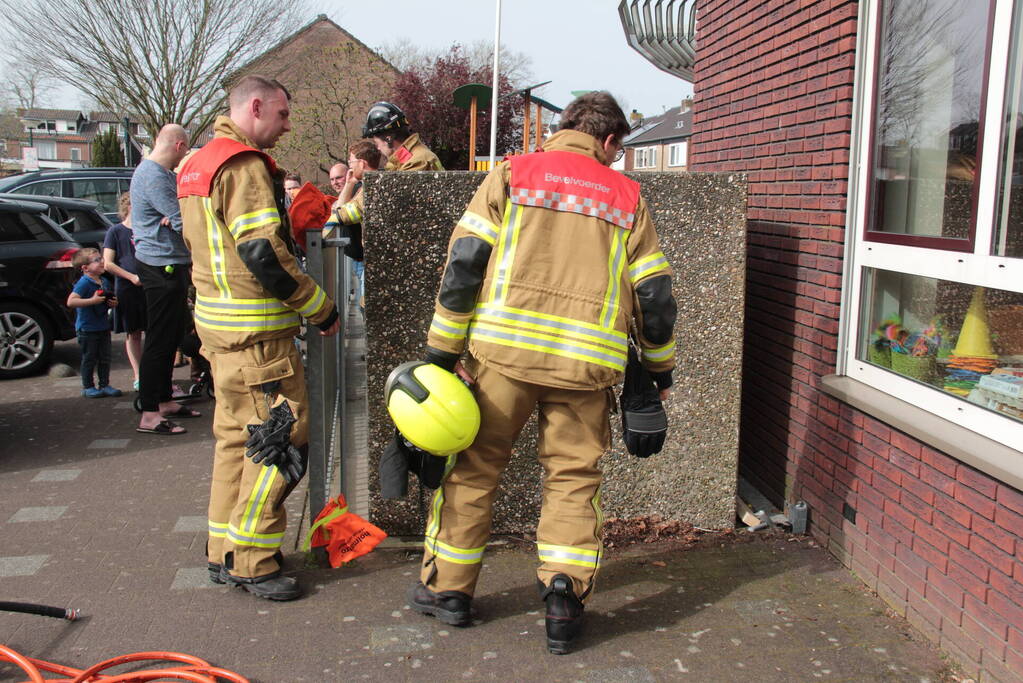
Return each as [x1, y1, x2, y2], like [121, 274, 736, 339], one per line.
[91, 128, 122, 167]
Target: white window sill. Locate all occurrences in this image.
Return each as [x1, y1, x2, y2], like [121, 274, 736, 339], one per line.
[820, 375, 1023, 491]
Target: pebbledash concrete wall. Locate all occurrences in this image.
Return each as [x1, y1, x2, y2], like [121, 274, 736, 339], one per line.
[360, 170, 747, 536]
[691, 1, 1023, 680]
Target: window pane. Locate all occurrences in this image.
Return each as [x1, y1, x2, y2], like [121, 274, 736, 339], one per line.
[70, 179, 120, 216]
[868, 0, 993, 243]
[859, 268, 1023, 424]
[993, 0, 1023, 257]
[20, 180, 61, 197]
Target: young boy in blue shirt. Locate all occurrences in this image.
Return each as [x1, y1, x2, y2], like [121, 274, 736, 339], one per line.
[67, 248, 123, 398]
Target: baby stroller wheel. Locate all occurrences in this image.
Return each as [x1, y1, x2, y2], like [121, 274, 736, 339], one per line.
[133, 395, 143, 413]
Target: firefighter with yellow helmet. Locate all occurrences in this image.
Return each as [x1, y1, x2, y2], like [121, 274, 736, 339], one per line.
[178, 75, 340, 602]
[402, 91, 678, 653]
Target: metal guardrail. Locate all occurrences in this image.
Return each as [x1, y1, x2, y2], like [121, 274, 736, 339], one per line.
[304, 229, 352, 522]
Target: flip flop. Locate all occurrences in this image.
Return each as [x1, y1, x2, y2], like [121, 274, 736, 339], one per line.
[136, 420, 186, 435]
[163, 405, 201, 418]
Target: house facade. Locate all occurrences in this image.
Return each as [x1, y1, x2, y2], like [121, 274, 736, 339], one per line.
[690, 0, 1022, 680]
[622, 102, 693, 172]
[2, 109, 145, 170]
[229, 14, 399, 188]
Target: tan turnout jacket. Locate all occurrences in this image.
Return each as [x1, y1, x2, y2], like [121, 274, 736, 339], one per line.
[426, 129, 677, 390]
[384, 133, 444, 171]
[178, 116, 338, 353]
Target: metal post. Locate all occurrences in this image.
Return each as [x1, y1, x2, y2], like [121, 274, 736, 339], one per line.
[489, 0, 502, 164]
[304, 230, 328, 520]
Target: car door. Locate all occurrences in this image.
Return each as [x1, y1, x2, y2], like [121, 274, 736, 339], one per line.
[17, 180, 62, 198]
[69, 178, 121, 221]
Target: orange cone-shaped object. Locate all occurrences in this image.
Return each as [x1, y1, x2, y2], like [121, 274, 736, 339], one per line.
[952, 287, 997, 359]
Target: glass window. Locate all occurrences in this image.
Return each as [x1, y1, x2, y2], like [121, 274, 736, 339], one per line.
[867, 0, 994, 248]
[859, 268, 1023, 424]
[994, 0, 1023, 258]
[70, 148, 81, 162]
[668, 141, 688, 167]
[19, 180, 61, 197]
[35, 141, 56, 160]
[0, 212, 58, 242]
[70, 178, 120, 216]
[634, 146, 658, 169]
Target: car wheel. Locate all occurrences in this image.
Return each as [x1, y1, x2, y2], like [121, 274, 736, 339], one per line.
[0, 303, 55, 379]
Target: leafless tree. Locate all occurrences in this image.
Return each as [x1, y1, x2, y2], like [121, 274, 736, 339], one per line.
[380, 39, 535, 89]
[0, 59, 53, 110]
[0, 0, 308, 138]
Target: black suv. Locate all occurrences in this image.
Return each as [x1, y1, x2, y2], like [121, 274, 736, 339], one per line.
[0, 167, 135, 222]
[0, 197, 81, 379]
[0, 193, 112, 248]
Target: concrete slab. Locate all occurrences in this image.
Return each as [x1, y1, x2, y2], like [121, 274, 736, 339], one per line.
[8, 506, 68, 523]
[0, 555, 49, 577]
[31, 469, 82, 482]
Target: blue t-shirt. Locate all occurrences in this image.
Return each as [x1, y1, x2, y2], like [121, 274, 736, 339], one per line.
[102, 222, 138, 293]
[72, 274, 112, 332]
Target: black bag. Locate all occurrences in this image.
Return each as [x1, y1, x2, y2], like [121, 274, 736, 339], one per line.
[619, 344, 668, 458]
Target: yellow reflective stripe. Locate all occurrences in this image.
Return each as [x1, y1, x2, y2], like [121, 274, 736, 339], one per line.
[473, 310, 626, 353]
[297, 286, 327, 318]
[229, 207, 280, 239]
[478, 304, 627, 342]
[591, 486, 604, 569]
[430, 312, 469, 340]
[424, 454, 458, 540]
[242, 466, 277, 534]
[599, 228, 629, 328]
[469, 321, 626, 370]
[338, 201, 362, 224]
[196, 294, 289, 313]
[204, 198, 231, 298]
[227, 523, 285, 548]
[195, 311, 300, 332]
[208, 520, 228, 538]
[423, 538, 486, 565]
[457, 211, 499, 245]
[642, 340, 676, 362]
[629, 251, 669, 282]
[489, 200, 523, 305]
[537, 543, 600, 568]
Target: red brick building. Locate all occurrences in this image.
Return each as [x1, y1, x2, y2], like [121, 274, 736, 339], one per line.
[690, 1, 1023, 679]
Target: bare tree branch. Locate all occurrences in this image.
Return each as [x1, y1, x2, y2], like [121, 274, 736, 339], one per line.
[0, 0, 309, 138]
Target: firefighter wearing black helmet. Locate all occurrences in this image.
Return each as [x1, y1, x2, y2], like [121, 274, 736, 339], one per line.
[362, 101, 444, 171]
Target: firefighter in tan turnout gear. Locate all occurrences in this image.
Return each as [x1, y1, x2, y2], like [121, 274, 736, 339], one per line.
[362, 101, 444, 171]
[178, 75, 340, 601]
[406, 92, 678, 653]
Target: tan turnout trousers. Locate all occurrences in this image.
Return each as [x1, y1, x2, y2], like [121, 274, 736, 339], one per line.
[421, 362, 611, 600]
[205, 338, 308, 579]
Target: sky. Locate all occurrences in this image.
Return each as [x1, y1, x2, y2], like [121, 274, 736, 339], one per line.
[325, 0, 692, 119]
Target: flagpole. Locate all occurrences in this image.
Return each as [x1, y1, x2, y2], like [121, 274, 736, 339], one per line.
[489, 0, 502, 165]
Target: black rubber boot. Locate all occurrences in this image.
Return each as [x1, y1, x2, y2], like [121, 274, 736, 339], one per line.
[407, 582, 472, 627]
[542, 574, 585, 654]
[220, 568, 301, 601]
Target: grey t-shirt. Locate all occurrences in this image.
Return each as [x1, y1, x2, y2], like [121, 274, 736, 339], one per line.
[130, 158, 190, 266]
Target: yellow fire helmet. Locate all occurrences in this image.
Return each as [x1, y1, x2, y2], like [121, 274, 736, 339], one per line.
[384, 361, 480, 456]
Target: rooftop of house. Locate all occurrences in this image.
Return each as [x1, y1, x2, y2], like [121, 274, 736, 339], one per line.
[624, 103, 693, 146]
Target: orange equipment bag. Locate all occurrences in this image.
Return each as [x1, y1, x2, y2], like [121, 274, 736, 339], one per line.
[288, 182, 336, 247]
[303, 494, 387, 567]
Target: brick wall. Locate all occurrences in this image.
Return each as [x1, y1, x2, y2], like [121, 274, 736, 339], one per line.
[690, 0, 1023, 679]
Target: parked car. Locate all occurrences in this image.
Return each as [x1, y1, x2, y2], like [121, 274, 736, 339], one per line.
[0, 193, 112, 248]
[0, 197, 81, 379]
[0, 167, 135, 222]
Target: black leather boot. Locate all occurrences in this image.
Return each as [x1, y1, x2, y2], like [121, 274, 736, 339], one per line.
[220, 568, 301, 601]
[407, 582, 472, 627]
[542, 574, 585, 654]
[209, 550, 284, 584]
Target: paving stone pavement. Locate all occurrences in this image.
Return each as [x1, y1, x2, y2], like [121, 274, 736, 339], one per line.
[0, 339, 955, 682]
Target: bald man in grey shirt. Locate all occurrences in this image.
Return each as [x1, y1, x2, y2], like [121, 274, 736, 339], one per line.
[131, 124, 195, 434]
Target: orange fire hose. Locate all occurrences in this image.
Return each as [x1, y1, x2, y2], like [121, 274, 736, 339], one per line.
[0, 645, 250, 683]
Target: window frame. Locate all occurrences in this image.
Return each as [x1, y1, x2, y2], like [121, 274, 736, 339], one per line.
[634, 145, 659, 169]
[668, 141, 688, 167]
[841, 0, 1023, 458]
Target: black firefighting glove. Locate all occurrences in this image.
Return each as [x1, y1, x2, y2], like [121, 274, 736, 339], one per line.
[619, 345, 668, 458]
[245, 400, 306, 484]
